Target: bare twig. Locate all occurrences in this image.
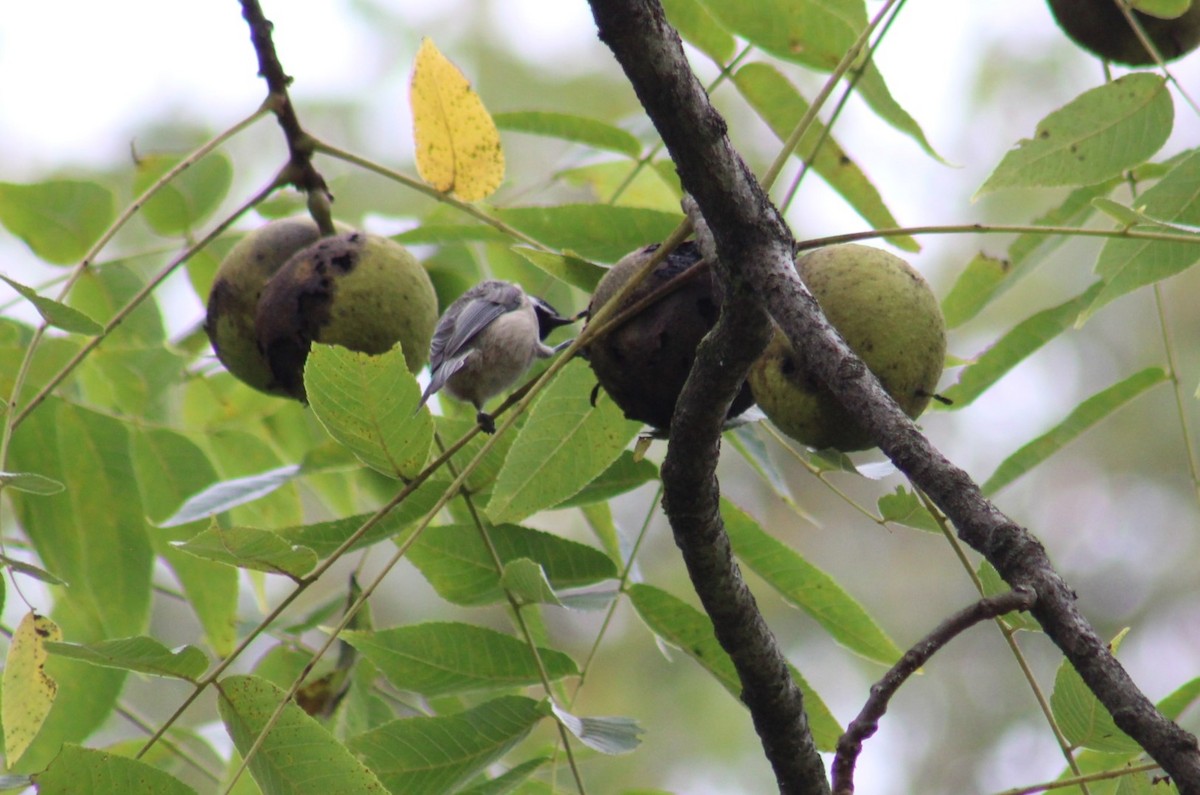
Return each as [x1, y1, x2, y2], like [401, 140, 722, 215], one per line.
[831, 587, 1038, 794]
[239, 0, 334, 233]
[995, 760, 1163, 795]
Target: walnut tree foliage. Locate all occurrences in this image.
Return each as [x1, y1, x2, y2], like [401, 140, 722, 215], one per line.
[1, 1, 1200, 794]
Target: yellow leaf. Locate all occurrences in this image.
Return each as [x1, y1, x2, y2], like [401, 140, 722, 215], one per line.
[3, 612, 62, 766]
[410, 37, 505, 202]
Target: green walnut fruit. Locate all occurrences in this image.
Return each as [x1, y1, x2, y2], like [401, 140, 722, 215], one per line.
[205, 218, 326, 395]
[255, 231, 438, 401]
[748, 244, 946, 452]
[1048, 0, 1200, 65]
[584, 241, 755, 431]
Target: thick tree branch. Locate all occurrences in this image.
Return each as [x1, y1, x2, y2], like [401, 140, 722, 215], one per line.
[589, 4, 826, 793]
[672, 200, 828, 793]
[832, 587, 1038, 794]
[587, 0, 1200, 792]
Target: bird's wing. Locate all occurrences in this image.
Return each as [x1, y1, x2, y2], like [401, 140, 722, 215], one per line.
[421, 282, 523, 406]
[434, 283, 523, 365]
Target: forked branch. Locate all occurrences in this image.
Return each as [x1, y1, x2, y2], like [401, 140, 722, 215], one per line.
[587, 1, 1200, 792]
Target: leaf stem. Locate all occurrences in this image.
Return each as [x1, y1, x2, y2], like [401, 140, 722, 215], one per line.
[800, 221, 1200, 251]
[761, 0, 906, 193]
[778, 0, 907, 214]
[571, 482, 663, 701]
[9, 176, 280, 432]
[435, 433, 589, 793]
[1151, 282, 1200, 508]
[218, 409, 551, 792]
[310, 138, 549, 249]
[0, 105, 267, 472]
[992, 760, 1162, 795]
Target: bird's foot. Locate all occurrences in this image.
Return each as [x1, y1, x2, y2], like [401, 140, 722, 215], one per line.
[476, 411, 496, 434]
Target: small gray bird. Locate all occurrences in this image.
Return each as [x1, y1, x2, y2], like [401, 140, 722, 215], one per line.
[417, 280, 575, 433]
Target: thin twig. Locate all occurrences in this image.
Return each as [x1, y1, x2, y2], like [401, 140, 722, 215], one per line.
[239, 0, 334, 233]
[993, 761, 1163, 795]
[800, 221, 1200, 251]
[761, 0, 905, 193]
[831, 587, 1037, 794]
[12, 176, 281, 430]
[436, 437, 588, 795]
[136, 427, 478, 760]
[218, 393, 536, 793]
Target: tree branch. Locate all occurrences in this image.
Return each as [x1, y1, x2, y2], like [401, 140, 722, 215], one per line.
[586, 1, 1200, 792]
[832, 587, 1038, 794]
[589, 4, 826, 793]
[239, 0, 335, 233]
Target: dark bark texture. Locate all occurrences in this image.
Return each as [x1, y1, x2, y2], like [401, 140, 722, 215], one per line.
[587, 1, 1200, 793]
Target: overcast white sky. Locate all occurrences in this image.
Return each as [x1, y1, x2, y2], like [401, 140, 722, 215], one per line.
[0, 1, 1060, 171]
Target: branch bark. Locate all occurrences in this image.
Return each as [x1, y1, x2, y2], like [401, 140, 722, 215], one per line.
[240, 0, 335, 233]
[832, 587, 1037, 794]
[590, 4, 826, 793]
[587, 1, 1200, 792]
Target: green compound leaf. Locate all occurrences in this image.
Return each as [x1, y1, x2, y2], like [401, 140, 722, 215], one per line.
[553, 450, 658, 508]
[878, 486, 941, 533]
[306, 344, 433, 480]
[511, 246, 607, 293]
[0, 555, 65, 586]
[274, 478, 445, 559]
[0, 276, 102, 334]
[1133, 0, 1191, 17]
[458, 756, 548, 794]
[939, 253, 1011, 330]
[722, 499, 902, 665]
[1083, 149, 1200, 324]
[349, 696, 547, 794]
[495, 204, 684, 263]
[662, 0, 736, 62]
[408, 523, 617, 606]
[486, 359, 641, 524]
[983, 367, 1169, 495]
[133, 152, 233, 236]
[342, 622, 578, 696]
[217, 674, 387, 794]
[941, 181, 1116, 328]
[628, 583, 842, 751]
[0, 180, 115, 265]
[494, 111, 641, 157]
[941, 283, 1103, 410]
[45, 637, 208, 681]
[978, 74, 1172, 194]
[0, 471, 65, 495]
[32, 745, 198, 795]
[1051, 633, 1141, 755]
[174, 526, 317, 580]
